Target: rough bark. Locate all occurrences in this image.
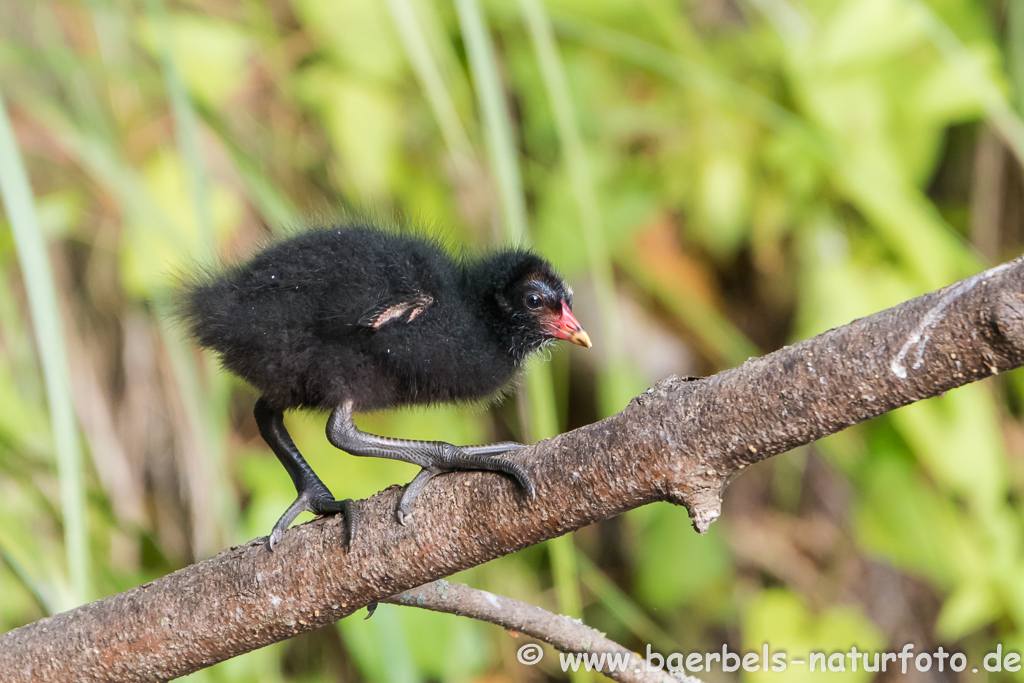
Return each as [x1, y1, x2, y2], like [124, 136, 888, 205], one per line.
[3, 257, 1024, 682]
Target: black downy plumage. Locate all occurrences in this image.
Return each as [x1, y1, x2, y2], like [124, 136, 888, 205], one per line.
[178, 224, 591, 548]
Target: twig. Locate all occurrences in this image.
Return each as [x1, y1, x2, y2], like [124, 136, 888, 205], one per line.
[385, 580, 696, 683]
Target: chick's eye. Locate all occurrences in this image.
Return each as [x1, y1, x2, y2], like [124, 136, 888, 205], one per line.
[525, 293, 543, 310]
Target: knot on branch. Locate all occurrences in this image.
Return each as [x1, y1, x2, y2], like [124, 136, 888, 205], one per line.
[667, 482, 724, 535]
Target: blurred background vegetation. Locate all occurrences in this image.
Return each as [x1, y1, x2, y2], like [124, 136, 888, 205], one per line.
[1, 0, 1024, 680]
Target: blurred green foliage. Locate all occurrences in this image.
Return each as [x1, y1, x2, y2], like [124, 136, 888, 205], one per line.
[2, 0, 1024, 680]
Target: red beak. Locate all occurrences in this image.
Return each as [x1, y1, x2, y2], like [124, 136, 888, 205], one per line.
[548, 300, 592, 348]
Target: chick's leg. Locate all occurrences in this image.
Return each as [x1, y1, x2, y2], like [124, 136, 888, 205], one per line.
[255, 397, 355, 549]
[326, 400, 534, 524]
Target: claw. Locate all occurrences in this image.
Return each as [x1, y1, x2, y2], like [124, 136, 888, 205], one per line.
[392, 448, 534, 523]
[265, 491, 355, 551]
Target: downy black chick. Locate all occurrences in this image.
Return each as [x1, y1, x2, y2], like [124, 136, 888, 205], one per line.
[178, 224, 591, 548]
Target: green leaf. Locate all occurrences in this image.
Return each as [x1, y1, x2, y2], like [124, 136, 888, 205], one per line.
[294, 67, 402, 200]
[0, 89, 90, 607]
[139, 13, 252, 107]
[937, 580, 1000, 641]
[632, 504, 731, 610]
[891, 383, 1007, 510]
[742, 589, 884, 683]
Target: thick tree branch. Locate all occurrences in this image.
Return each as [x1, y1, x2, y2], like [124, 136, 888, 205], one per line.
[3, 258, 1024, 682]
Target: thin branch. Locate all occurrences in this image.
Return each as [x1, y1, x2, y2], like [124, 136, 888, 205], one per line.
[384, 581, 697, 683]
[3, 257, 1024, 681]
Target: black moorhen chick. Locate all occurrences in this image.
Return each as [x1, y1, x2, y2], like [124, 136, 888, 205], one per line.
[178, 224, 591, 548]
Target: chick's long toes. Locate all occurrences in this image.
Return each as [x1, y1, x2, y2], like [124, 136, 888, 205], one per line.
[468, 453, 535, 499]
[460, 441, 526, 457]
[267, 494, 312, 551]
[394, 445, 534, 525]
[396, 468, 437, 524]
[268, 528, 284, 551]
[311, 497, 357, 550]
[500, 459, 536, 499]
[267, 488, 355, 551]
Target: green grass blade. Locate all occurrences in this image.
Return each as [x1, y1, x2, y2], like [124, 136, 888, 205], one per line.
[98, 1, 232, 553]
[524, 358, 582, 645]
[529, 362, 585, 679]
[617, 249, 760, 367]
[1, 548, 51, 619]
[385, 0, 476, 165]
[143, 0, 215, 257]
[455, 3, 586, 677]
[0, 89, 90, 607]
[454, 0, 556, 442]
[577, 553, 680, 655]
[54, 0, 235, 549]
[20, 97, 178, 237]
[519, 0, 635, 415]
[552, 13, 802, 133]
[156, 303, 235, 557]
[915, 1, 1024, 166]
[744, 0, 811, 43]
[23, 96, 234, 555]
[195, 102, 299, 231]
[1012, 0, 1024, 114]
[453, 0, 529, 244]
